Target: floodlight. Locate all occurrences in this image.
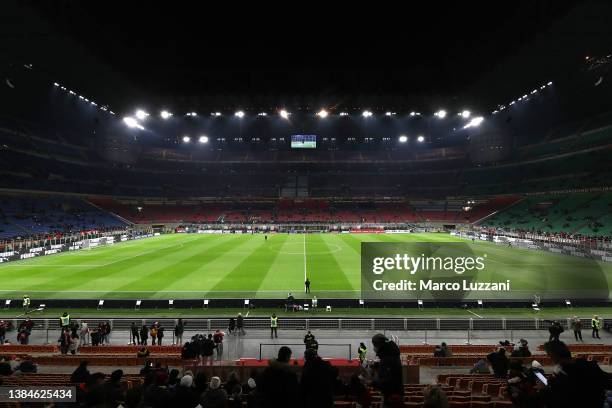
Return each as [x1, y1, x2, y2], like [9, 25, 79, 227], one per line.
[317, 109, 328, 118]
[198, 135, 209, 143]
[123, 117, 144, 130]
[53, 82, 59, 87]
[410, 111, 417, 116]
[398, 135, 408, 143]
[186, 112, 197, 116]
[463, 116, 484, 129]
[69, 90, 76, 95]
[258, 112, 267, 116]
[434, 109, 447, 118]
[417, 135, 425, 142]
[279, 109, 290, 119]
[547, 81, 553, 85]
[160, 110, 172, 119]
[235, 110, 245, 118]
[182, 136, 191, 143]
[362, 110, 373, 118]
[531, 89, 537, 94]
[510, 101, 516, 105]
[135, 109, 149, 120]
[385, 111, 396, 116]
[460, 110, 471, 118]
[211, 112, 222, 117]
[339, 112, 349, 116]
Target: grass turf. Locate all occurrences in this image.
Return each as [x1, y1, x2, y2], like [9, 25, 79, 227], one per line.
[0, 232, 611, 301]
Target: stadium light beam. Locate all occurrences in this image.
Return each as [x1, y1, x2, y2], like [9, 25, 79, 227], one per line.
[460, 110, 471, 118]
[362, 110, 373, 118]
[160, 110, 173, 119]
[317, 109, 329, 118]
[463, 116, 484, 129]
[123, 116, 144, 130]
[279, 109, 290, 119]
[235, 110, 245, 118]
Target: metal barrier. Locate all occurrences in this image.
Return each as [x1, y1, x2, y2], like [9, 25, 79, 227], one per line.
[15, 317, 605, 334]
[259, 343, 352, 361]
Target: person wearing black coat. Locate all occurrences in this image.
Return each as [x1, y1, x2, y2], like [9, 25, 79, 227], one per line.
[140, 325, 149, 345]
[370, 333, 403, 406]
[256, 346, 299, 408]
[300, 349, 339, 408]
[487, 348, 509, 378]
[130, 322, 140, 345]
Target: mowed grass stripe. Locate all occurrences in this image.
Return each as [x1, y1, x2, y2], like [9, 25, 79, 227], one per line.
[306, 234, 352, 292]
[19, 235, 203, 294]
[99, 234, 253, 297]
[254, 234, 306, 293]
[161, 234, 264, 293]
[321, 234, 360, 291]
[207, 234, 291, 296]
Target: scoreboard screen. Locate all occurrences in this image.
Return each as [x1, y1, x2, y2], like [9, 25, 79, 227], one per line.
[291, 135, 316, 149]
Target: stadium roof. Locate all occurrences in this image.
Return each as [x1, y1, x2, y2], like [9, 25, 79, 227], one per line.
[5, 0, 611, 115]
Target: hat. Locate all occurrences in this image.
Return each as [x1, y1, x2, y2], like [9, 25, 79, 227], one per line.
[180, 375, 193, 387]
[210, 376, 221, 390]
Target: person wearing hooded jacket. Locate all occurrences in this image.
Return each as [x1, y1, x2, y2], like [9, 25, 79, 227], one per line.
[255, 346, 299, 408]
[370, 333, 403, 407]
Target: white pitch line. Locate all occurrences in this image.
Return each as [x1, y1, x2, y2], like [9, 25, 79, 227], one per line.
[467, 309, 483, 319]
[303, 232, 307, 281]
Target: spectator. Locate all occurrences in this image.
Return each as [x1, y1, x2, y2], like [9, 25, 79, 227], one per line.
[201, 333, 216, 366]
[142, 371, 171, 408]
[200, 376, 228, 408]
[548, 321, 564, 342]
[225, 371, 241, 395]
[174, 318, 185, 345]
[140, 325, 149, 345]
[79, 322, 90, 346]
[301, 348, 338, 408]
[157, 324, 164, 345]
[370, 333, 403, 407]
[440, 342, 452, 357]
[228, 317, 236, 335]
[213, 329, 224, 360]
[257, 346, 299, 408]
[71, 361, 90, 383]
[59, 329, 72, 355]
[0, 357, 12, 376]
[511, 339, 532, 358]
[433, 345, 445, 357]
[0, 320, 6, 344]
[90, 327, 101, 346]
[487, 347, 509, 378]
[131, 322, 140, 345]
[571, 316, 583, 342]
[194, 371, 208, 395]
[102, 369, 125, 407]
[150, 323, 158, 344]
[126, 372, 154, 408]
[506, 360, 540, 407]
[345, 374, 372, 408]
[423, 385, 449, 408]
[237, 313, 245, 335]
[537, 340, 609, 407]
[358, 342, 368, 365]
[98, 322, 106, 345]
[228, 384, 244, 408]
[170, 374, 199, 408]
[470, 358, 490, 374]
[182, 340, 198, 360]
[69, 334, 79, 355]
[168, 369, 180, 387]
[138, 347, 150, 358]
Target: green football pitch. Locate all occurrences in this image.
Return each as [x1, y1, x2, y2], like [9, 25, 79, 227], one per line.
[0, 233, 611, 301]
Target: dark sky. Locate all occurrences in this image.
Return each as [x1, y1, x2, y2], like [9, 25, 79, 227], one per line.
[8, 0, 612, 112]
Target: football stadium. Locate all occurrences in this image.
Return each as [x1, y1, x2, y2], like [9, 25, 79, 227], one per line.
[1, 1, 612, 407]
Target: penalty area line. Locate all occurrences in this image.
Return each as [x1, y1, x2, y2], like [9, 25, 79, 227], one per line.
[466, 309, 483, 319]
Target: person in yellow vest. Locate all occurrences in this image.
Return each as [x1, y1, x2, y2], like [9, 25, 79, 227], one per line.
[270, 314, 278, 338]
[60, 312, 70, 329]
[592, 315, 602, 339]
[358, 342, 368, 365]
[23, 295, 31, 311]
